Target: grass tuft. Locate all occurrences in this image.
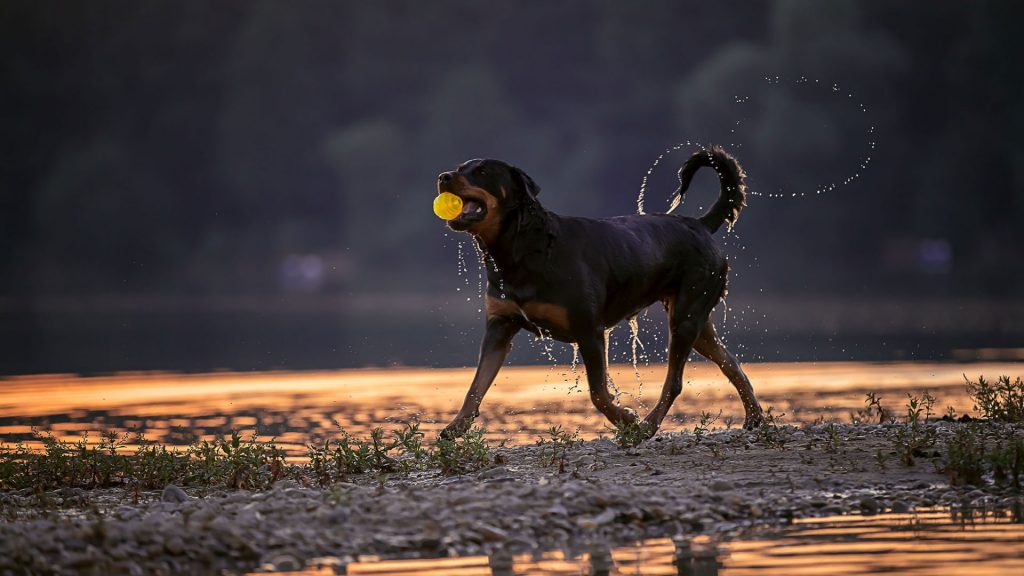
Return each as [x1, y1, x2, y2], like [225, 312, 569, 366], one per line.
[1, 421, 498, 491]
[943, 425, 986, 486]
[894, 392, 937, 466]
[612, 420, 653, 448]
[535, 425, 581, 469]
[432, 424, 492, 475]
[965, 375, 1024, 423]
[754, 407, 787, 449]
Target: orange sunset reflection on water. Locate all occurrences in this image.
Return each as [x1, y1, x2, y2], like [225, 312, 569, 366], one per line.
[0, 361, 1020, 455]
[314, 508, 1024, 576]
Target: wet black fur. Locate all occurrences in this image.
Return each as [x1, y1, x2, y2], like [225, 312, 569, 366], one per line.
[439, 146, 763, 438]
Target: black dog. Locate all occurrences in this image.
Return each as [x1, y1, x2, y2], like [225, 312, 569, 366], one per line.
[438, 146, 763, 439]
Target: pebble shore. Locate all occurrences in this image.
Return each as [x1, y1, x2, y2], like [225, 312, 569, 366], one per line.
[1, 422, 1021, 575]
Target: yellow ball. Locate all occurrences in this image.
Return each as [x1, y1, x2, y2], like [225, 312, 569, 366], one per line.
[433, 192, 464, 220]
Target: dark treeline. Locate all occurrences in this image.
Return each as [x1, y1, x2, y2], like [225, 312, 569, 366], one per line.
[2, 0, 1022, 300]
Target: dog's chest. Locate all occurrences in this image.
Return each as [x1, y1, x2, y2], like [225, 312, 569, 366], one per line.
[488, 295, 571, 333]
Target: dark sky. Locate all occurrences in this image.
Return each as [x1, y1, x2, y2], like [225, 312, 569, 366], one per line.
[1, 1, 1021, 373]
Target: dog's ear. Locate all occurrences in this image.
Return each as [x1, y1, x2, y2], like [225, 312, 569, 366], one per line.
[511, 166, 540, 199]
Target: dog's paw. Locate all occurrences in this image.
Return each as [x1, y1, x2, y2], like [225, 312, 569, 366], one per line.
[439, 421, 467, 440]
[743, 411, 765, 430]
[621, 406, 640, 425]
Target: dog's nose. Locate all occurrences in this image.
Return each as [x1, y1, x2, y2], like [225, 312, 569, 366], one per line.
[438, 172, 454, 185]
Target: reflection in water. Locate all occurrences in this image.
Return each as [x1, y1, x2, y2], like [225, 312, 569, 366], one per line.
[315, 508, 1024, 575]
[1, 362, 1019, 454]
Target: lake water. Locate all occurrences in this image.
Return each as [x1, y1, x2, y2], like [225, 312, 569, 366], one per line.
[1, 361, 1019, 453]
[323, 507, 1024, 576]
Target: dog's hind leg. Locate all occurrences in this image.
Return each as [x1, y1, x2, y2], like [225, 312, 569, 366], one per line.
[694, 318, 764, 429]
[440, 317, 520, 439]
[577, 330, 639, 428]
[643, 270, 726, 434]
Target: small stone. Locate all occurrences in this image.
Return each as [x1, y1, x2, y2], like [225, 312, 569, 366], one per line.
[161, 484, 189, 503]
[164, 536, 185, 555]
[710, 479, 732, 492]
[577, 508, 616, 529]
[891, 500, 911, 513]
[268, 554, 302, 571]
[478, 466, 509, 480]
[859, 496, 879, 515]
[475, 523, 509, 541]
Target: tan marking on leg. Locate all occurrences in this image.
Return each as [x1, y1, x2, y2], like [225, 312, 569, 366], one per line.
[485, 295, 520, 320]
[521, 302, 571, 332]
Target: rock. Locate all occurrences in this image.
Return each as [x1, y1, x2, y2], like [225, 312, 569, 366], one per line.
[161, 485, 190, 503]
[266, 553, 302, 571]
[475, 523, 509, 541]
[710, 479, 732, 492]
[891, 500, 911, 513]
[577, 508, 617, 529]
[859, 497, 879, 515]
[478, 466, 510, 480]
[273, 479, 301, 491]
[164, 536, 185, 555]
[546, 504, 568, 516]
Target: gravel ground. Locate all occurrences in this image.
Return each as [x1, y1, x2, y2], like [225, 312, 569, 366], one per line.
[1, 422, 1022, 575]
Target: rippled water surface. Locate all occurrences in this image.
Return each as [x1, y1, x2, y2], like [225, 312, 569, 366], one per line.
[1, 361, 1019, 453]
[286, 508, 1024, 575]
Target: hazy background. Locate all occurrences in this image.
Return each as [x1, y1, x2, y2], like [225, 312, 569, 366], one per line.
[1, 0, 1022, 375]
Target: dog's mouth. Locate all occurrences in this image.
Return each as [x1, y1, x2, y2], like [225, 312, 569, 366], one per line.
[446, 193, 488, 231]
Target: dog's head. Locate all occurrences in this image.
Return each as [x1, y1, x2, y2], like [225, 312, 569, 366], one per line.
[437, 159, 540, 244]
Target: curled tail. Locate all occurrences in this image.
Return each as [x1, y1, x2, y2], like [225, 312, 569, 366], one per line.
[674, 145, 747, 232]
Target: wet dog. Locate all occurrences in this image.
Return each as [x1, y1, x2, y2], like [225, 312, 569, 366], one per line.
[438, 146, 763, 439]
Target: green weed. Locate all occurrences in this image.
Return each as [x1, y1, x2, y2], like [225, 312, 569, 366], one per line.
[875, 448, 888, 471]
[823, 422, 842, 453]
[895, 392, 937, 466]
[943, 425, 986, 486]
[433, 424, 491, 475]
[852, 392, 892, 424]
[693, 410, 721, 440]
[966, 375, 1024, 423]
[3, 422, 499, 490]
[989, 437, 1024, 489]
[535, 425, 581, 469]
[755, 407, 787, 449]
[184, 431, 288, 489]
[612, 419, 654, 448]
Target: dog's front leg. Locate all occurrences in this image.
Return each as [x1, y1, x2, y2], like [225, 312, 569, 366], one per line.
[440, 317, 520, 439]
[577, 330, 639, 428]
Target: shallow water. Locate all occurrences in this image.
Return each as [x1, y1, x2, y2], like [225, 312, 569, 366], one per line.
[0, 361, 1018, 454]
[285, 507, 1024, 575]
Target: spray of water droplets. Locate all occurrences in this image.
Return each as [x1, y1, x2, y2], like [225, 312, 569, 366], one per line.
[638, 75, 875, 210]
[628, 315, 647, 407]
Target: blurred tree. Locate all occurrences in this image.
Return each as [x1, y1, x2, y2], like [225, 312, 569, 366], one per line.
[217, 0, 342, 251]
[673, 0, 909, 292]
[32, 141, 182, 292]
